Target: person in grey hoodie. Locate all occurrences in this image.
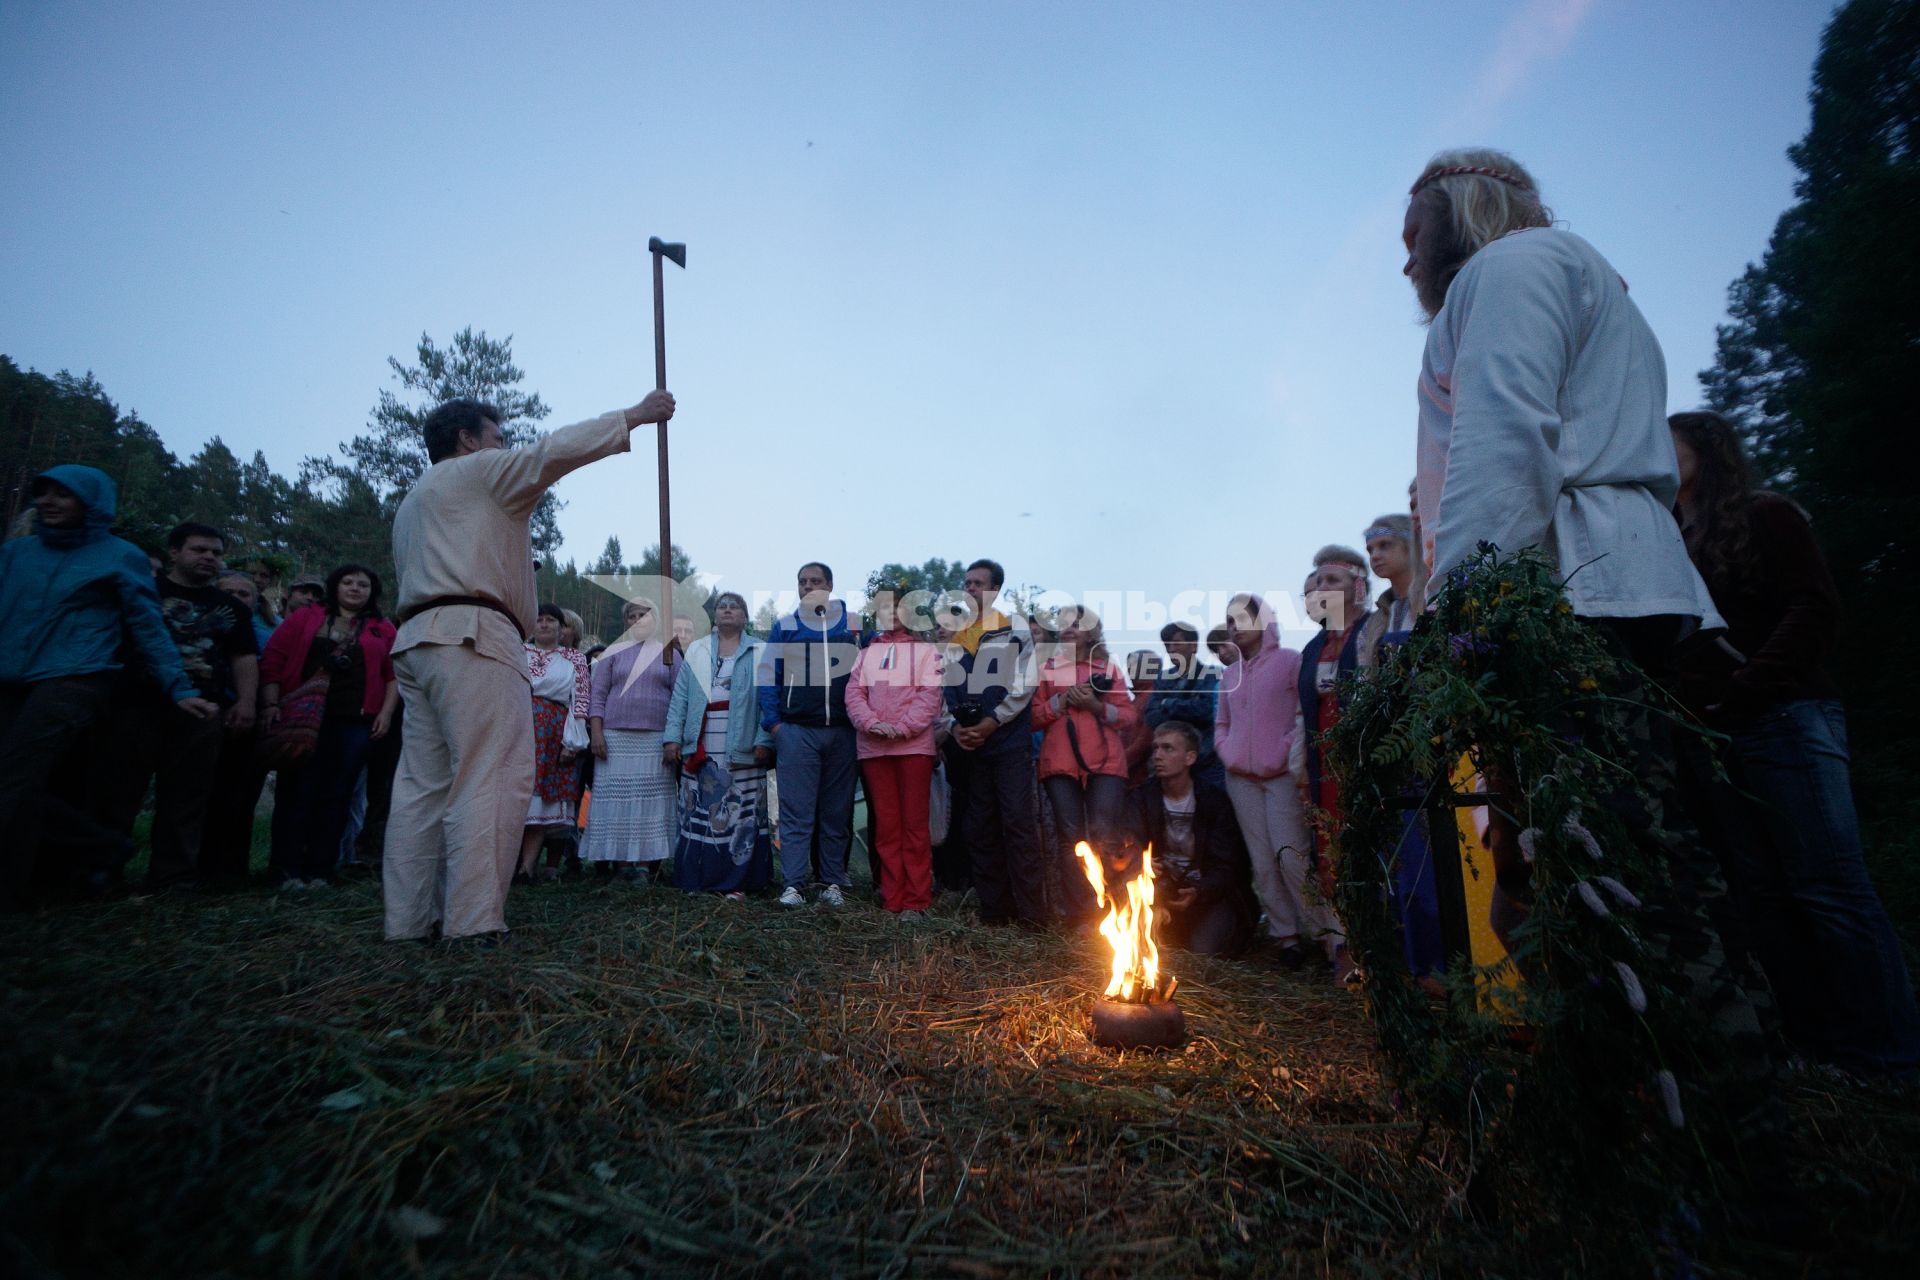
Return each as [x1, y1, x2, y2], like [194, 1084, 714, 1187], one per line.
[0, 466, 217, 908]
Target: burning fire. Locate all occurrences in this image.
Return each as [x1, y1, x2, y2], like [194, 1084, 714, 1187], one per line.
[1074, 840, 1174, 1004]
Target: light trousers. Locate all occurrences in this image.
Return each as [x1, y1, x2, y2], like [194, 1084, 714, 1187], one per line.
[382, 642, 533, 940]
[1224, 771, 1343, 952]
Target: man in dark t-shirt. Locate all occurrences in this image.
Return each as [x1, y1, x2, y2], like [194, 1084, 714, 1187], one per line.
[111, 522, 258, 889]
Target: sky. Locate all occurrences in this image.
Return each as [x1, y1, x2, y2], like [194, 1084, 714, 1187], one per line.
[1, 0, 1835, 647]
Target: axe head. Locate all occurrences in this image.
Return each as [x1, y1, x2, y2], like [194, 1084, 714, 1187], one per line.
[647, 236, 687, 269]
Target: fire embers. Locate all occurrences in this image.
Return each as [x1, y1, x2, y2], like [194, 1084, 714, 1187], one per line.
[1076, 840, 1186, 1049]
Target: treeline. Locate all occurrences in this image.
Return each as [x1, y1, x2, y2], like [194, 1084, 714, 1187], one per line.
[2, 340, 989, 649]
[1, 355, 391, 582]
[0, 337, 696, 646]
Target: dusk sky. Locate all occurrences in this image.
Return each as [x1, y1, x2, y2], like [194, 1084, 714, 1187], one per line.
[1, 0, 1832, 645]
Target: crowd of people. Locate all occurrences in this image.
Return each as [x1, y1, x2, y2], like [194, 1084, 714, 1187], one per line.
[0, 148, 1912, 1088]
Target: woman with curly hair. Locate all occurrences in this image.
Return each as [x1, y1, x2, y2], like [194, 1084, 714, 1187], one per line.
[1671, 409, 1918, 1078]
[259, 564, 398, 888]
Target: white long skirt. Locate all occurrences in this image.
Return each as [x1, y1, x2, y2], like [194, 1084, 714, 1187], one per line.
[580, 728, 677, 863]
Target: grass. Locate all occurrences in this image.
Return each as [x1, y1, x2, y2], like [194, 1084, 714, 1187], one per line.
[1, 866, 1915, 1278]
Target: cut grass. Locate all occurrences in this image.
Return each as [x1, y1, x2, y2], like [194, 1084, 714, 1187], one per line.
[1, 875, 1914, 1278]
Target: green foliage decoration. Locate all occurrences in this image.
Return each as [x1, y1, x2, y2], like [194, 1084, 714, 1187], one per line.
[1323, 545, 1741, 1258]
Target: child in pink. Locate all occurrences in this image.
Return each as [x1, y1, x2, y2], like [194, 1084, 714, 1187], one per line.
[845, 589, 945, 914]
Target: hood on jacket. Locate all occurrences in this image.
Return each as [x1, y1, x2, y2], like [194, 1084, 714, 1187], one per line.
[1229, 596, 1283, 667]
[33, 464, 118, 546]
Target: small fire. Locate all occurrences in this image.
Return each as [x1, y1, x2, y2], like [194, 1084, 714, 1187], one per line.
[1075, 840, 1174, 1004]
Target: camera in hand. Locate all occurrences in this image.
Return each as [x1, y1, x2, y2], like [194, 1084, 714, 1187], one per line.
[1088, 672, 1113, 695]
[953, 700, 987, 728]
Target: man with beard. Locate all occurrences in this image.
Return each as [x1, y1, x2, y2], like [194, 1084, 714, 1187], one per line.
[1401, 148, 1804, 1241]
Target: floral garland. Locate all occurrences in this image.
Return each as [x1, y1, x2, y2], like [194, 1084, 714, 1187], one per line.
[1323, 546, 1741, 1255]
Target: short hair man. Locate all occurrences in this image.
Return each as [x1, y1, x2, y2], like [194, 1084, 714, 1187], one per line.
[938, 557, 1045, 926]
[110, 521, 261, 890]
[0, 469, 217, 908]
[1126, 721, 1254, 957]
[383, 389, 675, 942]
[1215, 593, 1343, 973]
[202, 570, 276, 884]
[757, 560, 861, 907]
[1146, 621, 1225, 788]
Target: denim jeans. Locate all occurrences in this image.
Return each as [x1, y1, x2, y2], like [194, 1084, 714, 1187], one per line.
[1722, 698, 1920, 1075]
[1043, 772, 1129, 922]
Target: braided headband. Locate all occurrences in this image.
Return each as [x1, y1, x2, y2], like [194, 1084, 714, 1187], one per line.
[1409, 164, 1533, 197]
[1364, 524, 1407, 544]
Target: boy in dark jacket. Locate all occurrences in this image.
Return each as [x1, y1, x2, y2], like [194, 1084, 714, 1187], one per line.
[1127, 720, 1254, 957]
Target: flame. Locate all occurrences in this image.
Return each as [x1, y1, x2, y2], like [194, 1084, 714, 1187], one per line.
[1075, 840, 1161, 1002]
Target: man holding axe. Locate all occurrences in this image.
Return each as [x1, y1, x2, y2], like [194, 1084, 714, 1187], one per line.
[383, 390, 675, 943]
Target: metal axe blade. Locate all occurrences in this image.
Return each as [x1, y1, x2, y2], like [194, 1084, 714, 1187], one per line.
[647, 236, 686, 269]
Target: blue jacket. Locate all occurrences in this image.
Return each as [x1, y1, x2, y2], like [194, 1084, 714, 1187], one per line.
[667, 632, 775, 762]
[0, 465, 194, 701]
[757, 600, 861, 730]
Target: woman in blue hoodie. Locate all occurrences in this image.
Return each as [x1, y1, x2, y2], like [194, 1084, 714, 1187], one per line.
[0, 466, 218, 907]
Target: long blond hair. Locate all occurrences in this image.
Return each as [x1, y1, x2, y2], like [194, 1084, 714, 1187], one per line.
[1410, 147, 1553, 258]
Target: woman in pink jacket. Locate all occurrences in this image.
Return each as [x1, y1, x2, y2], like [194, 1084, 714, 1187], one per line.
[1215, 592, 1344, 970]
[1031, 603, 1138, 925]
[845, 586, 945, 916]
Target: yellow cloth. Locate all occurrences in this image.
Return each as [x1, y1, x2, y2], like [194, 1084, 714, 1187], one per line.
[951, 608, 1008, 657]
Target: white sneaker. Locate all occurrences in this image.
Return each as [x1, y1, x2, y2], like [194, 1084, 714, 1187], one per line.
[819, 885, 846, 908]
[778, 886, 806, 908]
[277, 878, 305, 893]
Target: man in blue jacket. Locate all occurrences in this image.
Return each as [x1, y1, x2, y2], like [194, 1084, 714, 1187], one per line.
[758, 561, 861, 907]
[0, 466, 218, 909]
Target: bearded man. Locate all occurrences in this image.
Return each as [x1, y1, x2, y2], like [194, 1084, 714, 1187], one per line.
[1401, 149, 1808, 1241]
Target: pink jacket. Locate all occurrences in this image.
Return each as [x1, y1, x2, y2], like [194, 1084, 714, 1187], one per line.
[261, 604, 397, 718]
[844, 632, 944, 759]
[1030, 654, 1137, 782]
[1214, 621, 1302, 780]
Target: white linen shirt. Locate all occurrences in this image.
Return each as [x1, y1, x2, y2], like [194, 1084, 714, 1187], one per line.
[1415, 228, 1722, 627]
[391, 411, 631, 674]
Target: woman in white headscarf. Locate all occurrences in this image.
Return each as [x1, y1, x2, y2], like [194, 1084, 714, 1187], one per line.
[578, 598, 680, 879]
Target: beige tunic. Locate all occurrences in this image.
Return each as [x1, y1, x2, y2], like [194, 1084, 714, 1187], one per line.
[382, 411, 630, 940]
[393, 411, 631, 671]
